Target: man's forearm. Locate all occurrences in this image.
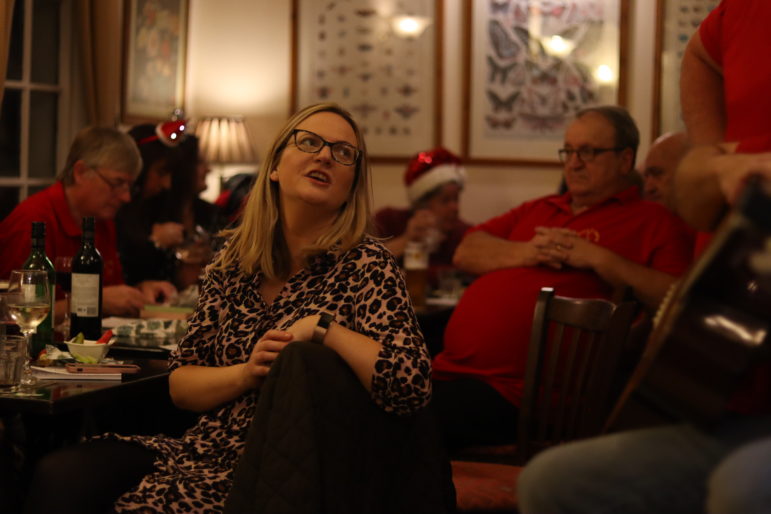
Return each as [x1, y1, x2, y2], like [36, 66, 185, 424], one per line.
[593, 250, 677, 310]
[452, 231, 536, 275]
[673, 144, 731, 231]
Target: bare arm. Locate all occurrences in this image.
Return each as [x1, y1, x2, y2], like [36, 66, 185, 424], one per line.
[453, 231, 538, 274]
[680, 31, 725, 144]
[542, 229, 677, 310]
[674, 143, 771, 230]
[673, 143, 734, 231]
[169, 330, 292, 412]
[586, 247, 677, 310]
[169, 363, 256, 412]
[283, 315, 383, 392]
[452, 229, 565, 275]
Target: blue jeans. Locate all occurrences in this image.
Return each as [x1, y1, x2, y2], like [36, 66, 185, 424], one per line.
[517, 416, 771, 514]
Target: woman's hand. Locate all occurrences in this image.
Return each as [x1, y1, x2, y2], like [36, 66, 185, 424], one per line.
[243, 329, 293, 389]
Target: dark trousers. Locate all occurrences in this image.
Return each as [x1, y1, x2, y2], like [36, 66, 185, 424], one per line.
[24, 440, 156, 514]
[431, 377, 519, 452]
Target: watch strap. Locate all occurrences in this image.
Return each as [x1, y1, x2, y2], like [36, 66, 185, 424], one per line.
[312, 313, 335, 344]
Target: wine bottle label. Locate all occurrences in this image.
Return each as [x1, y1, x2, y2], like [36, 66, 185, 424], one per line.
[71, 272, 100, 317]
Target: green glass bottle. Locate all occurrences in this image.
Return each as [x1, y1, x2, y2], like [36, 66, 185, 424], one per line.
[23, 222, 56, 356]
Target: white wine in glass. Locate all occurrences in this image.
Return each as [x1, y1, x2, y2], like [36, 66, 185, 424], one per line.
[6, 270, 51, 387]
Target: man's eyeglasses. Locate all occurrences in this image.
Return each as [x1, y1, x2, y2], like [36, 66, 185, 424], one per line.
[290, 129, 360, 166]
[557, 146, 624, 163]
[91, 168, 132, 193]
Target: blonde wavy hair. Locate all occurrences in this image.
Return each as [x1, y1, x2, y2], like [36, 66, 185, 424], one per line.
[212, 103, 373, 279]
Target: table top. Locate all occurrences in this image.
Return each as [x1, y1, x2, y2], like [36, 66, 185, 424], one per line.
[0, 358, 170, 416]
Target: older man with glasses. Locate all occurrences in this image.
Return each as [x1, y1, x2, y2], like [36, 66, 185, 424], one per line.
[0, 126, 177, 324]
[430, 105, 695, 452]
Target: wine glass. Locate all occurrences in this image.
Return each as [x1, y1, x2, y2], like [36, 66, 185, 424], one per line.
[6, 270, 51, 387]
[54, 256, 73, 336]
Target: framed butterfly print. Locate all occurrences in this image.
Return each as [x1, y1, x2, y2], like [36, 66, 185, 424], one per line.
[462, 0, 630, 165]
[651, 0, 719, 140]
[291, 0, 443, 162]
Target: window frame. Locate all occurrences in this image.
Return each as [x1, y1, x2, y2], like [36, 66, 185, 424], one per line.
[1, 0, 71, 201]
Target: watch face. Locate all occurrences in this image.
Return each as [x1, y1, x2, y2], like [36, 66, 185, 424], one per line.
[313, 313, 334, 344]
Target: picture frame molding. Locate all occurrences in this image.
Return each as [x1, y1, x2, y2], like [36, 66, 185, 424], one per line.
[461, 0, 630, 166]
[122, 0, 189, 124]
[290, 0, 444, 164]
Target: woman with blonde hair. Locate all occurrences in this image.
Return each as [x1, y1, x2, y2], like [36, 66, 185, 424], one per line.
[26, 103, 433, 513]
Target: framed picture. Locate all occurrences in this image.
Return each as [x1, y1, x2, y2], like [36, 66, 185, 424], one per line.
[651, 0, 719, 139]
[291, 0, 443, 162]
[122, 0, 189, 123]
[462, 0, 629, 165]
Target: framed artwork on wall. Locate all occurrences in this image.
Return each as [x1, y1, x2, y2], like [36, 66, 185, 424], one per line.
[291, 0, 443, 162]
[462, 0, 630, 165]
[122, 0, 189, 123]
[652, 0, 719, 140]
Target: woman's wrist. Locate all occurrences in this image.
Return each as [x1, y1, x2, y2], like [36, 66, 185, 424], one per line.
[312, 313, 335, 344]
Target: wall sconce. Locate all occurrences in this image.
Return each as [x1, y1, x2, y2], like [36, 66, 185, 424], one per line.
[391, 15, 430, 38]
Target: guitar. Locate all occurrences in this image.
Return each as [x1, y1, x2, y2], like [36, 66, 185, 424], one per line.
[607, 179, 771, 431]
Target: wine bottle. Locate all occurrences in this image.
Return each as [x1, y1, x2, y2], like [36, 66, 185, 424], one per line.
[22, 222, 55, 355]
[70, 217, 103, 340]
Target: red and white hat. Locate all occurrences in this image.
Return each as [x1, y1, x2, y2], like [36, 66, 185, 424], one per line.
[404, 147, 466, 204]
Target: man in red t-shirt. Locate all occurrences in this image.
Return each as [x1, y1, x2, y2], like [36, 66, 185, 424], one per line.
[0, 127, 176, 322]
[430, 106, 694, 450]
[518, 3, 771, 513]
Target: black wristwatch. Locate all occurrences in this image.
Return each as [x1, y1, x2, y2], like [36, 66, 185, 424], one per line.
[312, 313, 335, 344]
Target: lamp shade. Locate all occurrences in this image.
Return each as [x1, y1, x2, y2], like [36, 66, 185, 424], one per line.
[194, 116, 257, 164]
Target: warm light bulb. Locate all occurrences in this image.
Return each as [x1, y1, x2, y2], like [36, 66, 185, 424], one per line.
[392, 15, 430, 38]
[595, 65, 615, 84]
[545, 35, 574, 57]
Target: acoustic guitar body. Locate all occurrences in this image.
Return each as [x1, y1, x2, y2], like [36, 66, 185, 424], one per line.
[608, 180, 771, 431]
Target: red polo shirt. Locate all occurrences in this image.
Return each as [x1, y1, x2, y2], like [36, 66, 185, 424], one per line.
[0, 182, 125, 294]
[699, 0, 771, 143]
[432, 187, 695, 406]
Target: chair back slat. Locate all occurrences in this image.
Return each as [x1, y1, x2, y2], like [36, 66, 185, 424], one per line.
[517, 287, 636, 464]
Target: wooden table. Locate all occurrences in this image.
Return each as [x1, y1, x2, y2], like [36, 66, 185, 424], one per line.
[0, 357, 170, 416]
[0, 357, 191, 510]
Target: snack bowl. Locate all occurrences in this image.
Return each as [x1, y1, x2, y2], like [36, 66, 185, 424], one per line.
[65, 338, 115, 364]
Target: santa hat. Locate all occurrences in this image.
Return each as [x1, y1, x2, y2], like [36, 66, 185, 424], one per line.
[131, 119, 188, 148]
[404, 147, 466, 204]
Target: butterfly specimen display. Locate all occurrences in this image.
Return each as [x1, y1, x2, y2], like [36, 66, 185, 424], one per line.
[479, 0, 620, 137]
[294, 0, 436, 157]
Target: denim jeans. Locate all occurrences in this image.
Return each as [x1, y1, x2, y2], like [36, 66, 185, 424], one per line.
[517, 416, 771, 514]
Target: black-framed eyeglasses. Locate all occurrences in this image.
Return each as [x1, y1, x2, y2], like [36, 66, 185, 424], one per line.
[91, 168, 132, 193]
[557, 146, 624, 163]
[290, 129, 360, 166]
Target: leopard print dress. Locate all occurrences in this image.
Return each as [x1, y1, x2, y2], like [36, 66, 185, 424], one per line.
[105, 238, 432, 513]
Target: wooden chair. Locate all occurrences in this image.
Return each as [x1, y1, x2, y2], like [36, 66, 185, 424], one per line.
[452, 287, 637, 512]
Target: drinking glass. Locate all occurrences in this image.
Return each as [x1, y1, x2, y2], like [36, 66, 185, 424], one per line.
[54, 256, 73, 336]
[6, 270, 51, 387]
